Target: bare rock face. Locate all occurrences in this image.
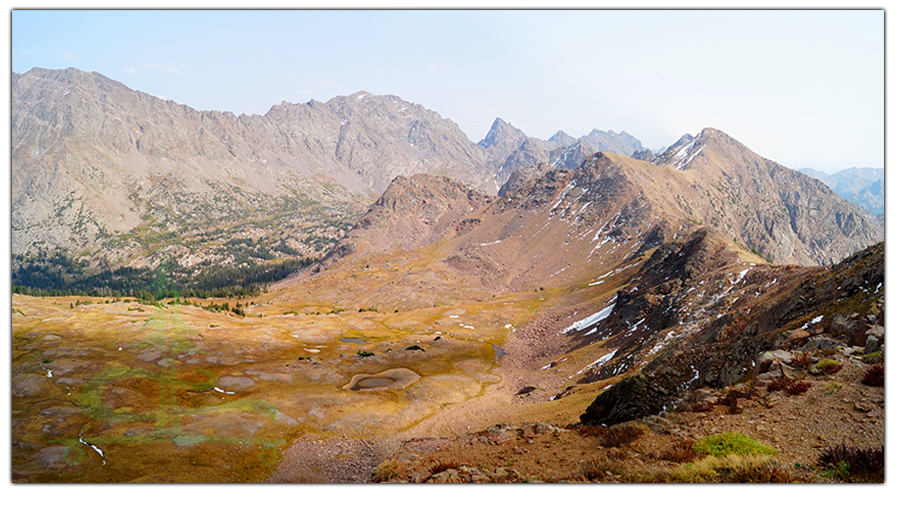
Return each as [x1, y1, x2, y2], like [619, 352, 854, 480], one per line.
[498, 163, 553, 197]
[12, 68, 497, 265]
[547, 130, 577, 148]
[477, 117, 529, 165]
[548, 140, 596, 170]
[652, 128, 883, 265]
[480, 118, 651, 189]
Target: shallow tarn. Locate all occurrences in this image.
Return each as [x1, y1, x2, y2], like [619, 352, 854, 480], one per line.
[342, 368, 421, 391]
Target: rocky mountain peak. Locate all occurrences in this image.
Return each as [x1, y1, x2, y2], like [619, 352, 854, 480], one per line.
[11, 67, 499, 265]
[477, 117, 529, 162]
[579, 128, 647, 158]
[548, 130, 577, 148]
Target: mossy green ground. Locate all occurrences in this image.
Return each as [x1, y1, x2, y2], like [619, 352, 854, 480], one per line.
[693, 433, 779, 457]
[11, 287, 537, 482]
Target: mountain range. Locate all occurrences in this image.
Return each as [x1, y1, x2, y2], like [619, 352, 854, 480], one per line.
[798, 166, 884, 217]
[11, 66, 885, 483]
[13, 67, 656, 277]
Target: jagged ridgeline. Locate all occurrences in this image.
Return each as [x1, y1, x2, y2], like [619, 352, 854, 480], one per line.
[11, 67, 501, 296]
[11, 67, 660, 297]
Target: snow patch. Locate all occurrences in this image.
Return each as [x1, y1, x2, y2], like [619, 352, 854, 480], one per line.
[575, 349, 619, 376]
[732, 268, 750, 285]
[802, 315, 824, 330]
[79, 434, 106, 465]
[562, 299, 617, 333]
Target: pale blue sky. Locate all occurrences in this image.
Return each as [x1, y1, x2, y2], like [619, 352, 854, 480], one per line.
[11, 9, 885, 173]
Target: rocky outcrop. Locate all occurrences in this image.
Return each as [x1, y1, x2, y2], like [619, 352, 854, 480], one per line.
[581, 242, 884, 426]
[317, 174, 493, 269]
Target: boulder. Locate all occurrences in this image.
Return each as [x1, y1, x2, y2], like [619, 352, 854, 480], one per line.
[801, 335, 845, 352]
[865, 335, 882, 355]
[787, 329, 810, 342]
[757, 350, 793, 372]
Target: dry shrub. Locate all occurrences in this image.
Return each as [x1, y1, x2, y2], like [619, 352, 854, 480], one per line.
[667, 454, 796, 483]
[657, 439, 698, 463]
[574, 452, 668, 483]
[599, 424, 644, 448]
[690, 401, 714, 413]
[370, 459, 401, 483]
[576, 424, 607, 437]
[428, 460, 459, 475]
[766, 377, 794, 392]
[790, 351, 812, 368]
[862, 365, 884, 387]
[767, 377, 812, 395]
[785, 380, 812, 395]
[577, 458, 614, 482]
[818, 444, 884, 482]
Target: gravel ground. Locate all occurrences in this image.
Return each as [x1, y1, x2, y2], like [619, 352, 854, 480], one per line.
[267, 435, 399, 483]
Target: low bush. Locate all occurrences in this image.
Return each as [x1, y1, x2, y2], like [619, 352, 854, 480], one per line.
[862, 351, 883, 364]
[861, 365, 884, 387]
[785, 380, 812, 395]
[767, 377, 812, 395]
[656, 440, 698, 463]
[766, 377, 793, 392]
[816, 359, 843, 375]
[817, 444, 884, 482]
[370, 459, 401, 483]
[578, 458, 612, 482]
[693, 433, 778, 458]
[599, 424, 644, 448]
[822, 381, 844, 394]
[790, 351, 812, 368]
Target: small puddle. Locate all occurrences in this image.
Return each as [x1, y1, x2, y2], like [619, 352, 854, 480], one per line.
[343, 368, 420, 391]
[340, 337, 366, 346]
[493, 345, 507, 361]
[355, 377, 395, 389]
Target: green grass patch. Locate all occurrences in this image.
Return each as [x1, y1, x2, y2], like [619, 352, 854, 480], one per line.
[862, 350, 883, 364]
[693, 433, 778, 457]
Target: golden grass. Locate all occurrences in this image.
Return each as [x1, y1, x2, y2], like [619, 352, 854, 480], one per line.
[667, 454, 796, 483]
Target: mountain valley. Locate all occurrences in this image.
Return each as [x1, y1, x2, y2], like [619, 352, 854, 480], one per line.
[11, 67, 885, 483]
